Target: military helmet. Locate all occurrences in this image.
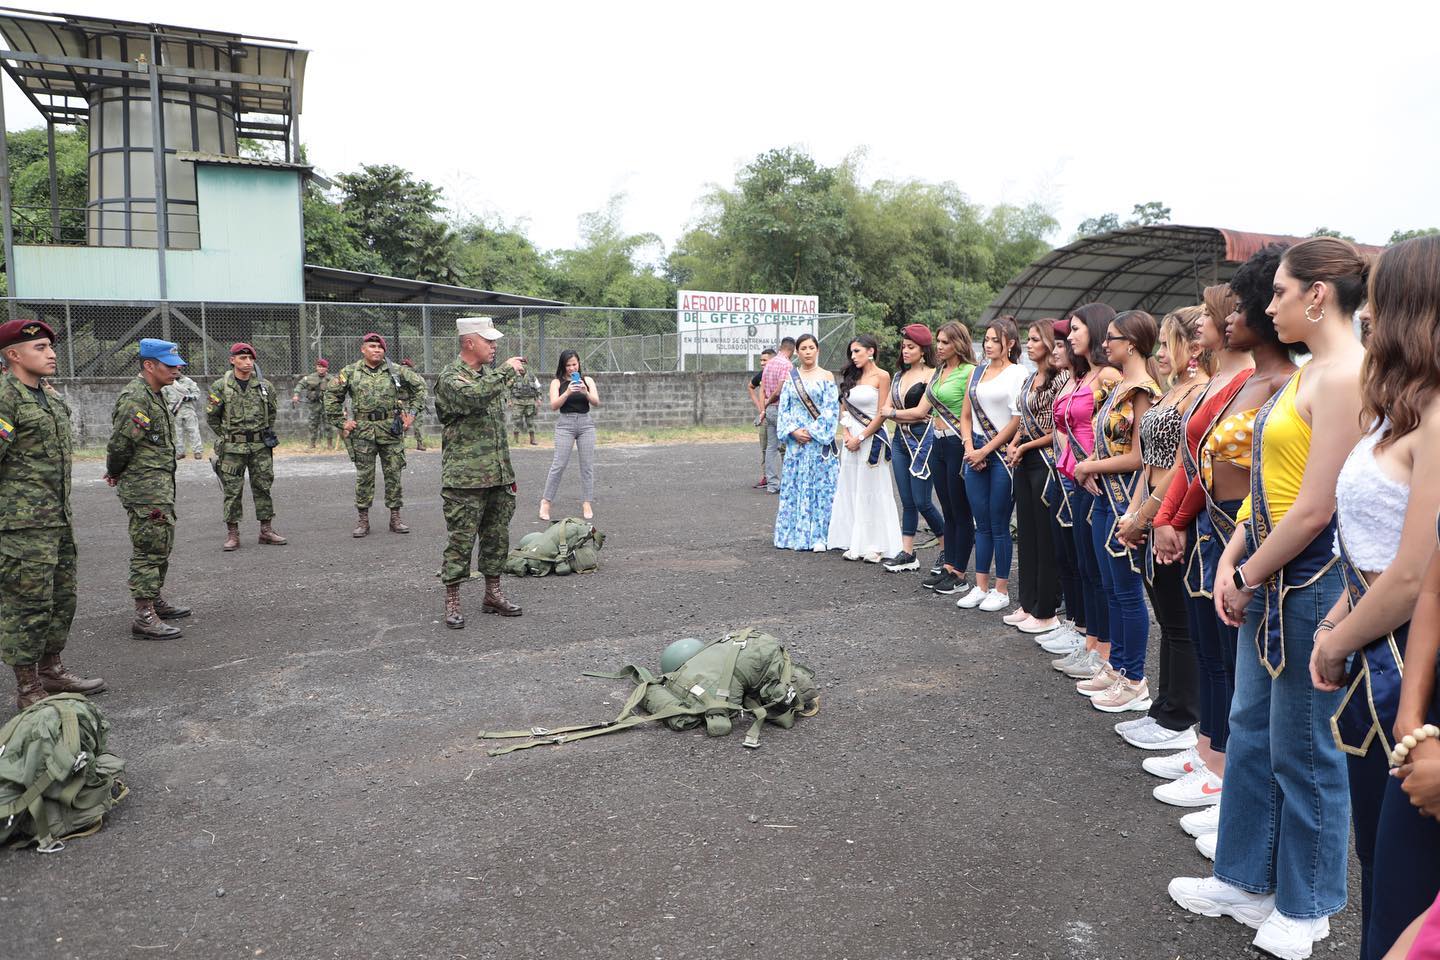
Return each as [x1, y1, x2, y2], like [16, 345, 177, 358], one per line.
[660, 636, 707, 674]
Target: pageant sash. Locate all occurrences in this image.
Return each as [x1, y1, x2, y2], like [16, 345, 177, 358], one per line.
[925, 364, 968, 436]
[1331, 511, 1406, 759]
[788, 366, 838, 460]
[1093, 381, 1146, 574]
[891, 371, 935, 480]
[1017, 370, 1061, 507]
[967, 363, 1013, 479]
[842, 395, 892, 466]
[1245, 370, 1339, 678]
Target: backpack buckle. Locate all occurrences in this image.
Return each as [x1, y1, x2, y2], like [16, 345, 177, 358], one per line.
[530, 726, 552, 736]
[71, 750, 88, 773]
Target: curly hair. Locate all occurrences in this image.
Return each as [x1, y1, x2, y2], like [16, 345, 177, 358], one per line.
[1227, 243, 1291, 353]
[1362, 234, 1440, 449]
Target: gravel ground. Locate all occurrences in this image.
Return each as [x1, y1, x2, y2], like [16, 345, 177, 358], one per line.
[3, 441, 1361, 960]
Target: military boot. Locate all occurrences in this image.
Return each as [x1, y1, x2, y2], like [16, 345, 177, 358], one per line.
[154, 596, 191, 619]
[223, 522, 240, 551]
[258, 520, 288, 545]
[132, 599, 182, 640]
[483, 576, 522, 617]
[353, 508, 370, 538]
[13, 664, 48, 710]
[37, 654, 106, 695]
[529, 431, 537, 446]
[389, 509, 410, 534]
[445, 583, 465, 629]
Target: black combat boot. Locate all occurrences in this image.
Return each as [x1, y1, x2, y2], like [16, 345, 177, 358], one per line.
[37, 654, 106, 695]
[353, 508, 370, 538]
[389, 509, 410, 534]
[13, 663, 49, 710]
[132, 599, 182, 640]
[445, 583, 465, 629]
[482, 576, 522, 617]
[223, 522, 240, 551]
[528, 432, 537, 446]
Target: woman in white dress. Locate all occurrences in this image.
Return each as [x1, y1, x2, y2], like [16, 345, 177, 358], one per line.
[828, 335, 903, 562]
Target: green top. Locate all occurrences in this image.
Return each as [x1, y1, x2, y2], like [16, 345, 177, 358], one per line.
[930, 362, 974, 423]
[434, 358, 519, 489]
[293, 371, 332, 403]
[324, 358, 428, 443]
[205, 371, 279, 453]
[105, 376, 176, 508]
[0, 373, 72, 531]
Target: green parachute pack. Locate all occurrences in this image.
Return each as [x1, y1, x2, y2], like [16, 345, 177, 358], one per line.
[501, 518, 604, 577]
[479, 628, 820, 755]
[0, 694, 128, 853]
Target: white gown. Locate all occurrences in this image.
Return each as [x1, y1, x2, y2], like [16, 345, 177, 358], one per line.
[826, 384, 903, 558]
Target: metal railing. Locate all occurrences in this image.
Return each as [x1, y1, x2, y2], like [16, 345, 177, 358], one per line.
[0, 299, 855, 378]
[11, 204, 203, 248]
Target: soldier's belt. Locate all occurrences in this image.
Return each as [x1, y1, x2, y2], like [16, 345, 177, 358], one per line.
[226, 430, 263, 442]
[361, 410, 399, 421]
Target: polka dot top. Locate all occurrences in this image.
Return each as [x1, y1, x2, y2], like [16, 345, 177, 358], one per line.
[1201, 408, 1258, 488]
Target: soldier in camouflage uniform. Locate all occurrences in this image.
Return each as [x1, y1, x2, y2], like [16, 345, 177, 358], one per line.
[509, 371, 541, 445]
[162, 372, 205, 459]
[0, 319, 106, 708]
[324, 332, 427, 536]
[435, 316, 526, 628]
[400, 359, 428, 450]
[105, 338, 191, 640]
[290, 358, 335, 449]
[207, 342, 288, 551]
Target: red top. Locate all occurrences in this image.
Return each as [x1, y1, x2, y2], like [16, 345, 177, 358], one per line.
[1154, 369, 1255, 529]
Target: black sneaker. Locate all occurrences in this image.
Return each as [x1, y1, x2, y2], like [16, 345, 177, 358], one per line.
[929, 559, 946, 576]
[933, 572, 967, 595]
[882, 551, 920, 572]
[922, 569, 950, 590]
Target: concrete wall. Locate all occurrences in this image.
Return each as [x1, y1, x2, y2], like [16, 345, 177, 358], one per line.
[52, 371, 761, 444]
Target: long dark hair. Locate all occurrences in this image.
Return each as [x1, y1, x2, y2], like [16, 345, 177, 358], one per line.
[1363, 234, 1440, 450]
[1111, 309, 1162, 384]
[839, 334, 878, 403]
[1064, 302, 1116, 377]
[986, 315, 1022, 363]
[898, 332, 936, 372]
[554, 349, 582, 382]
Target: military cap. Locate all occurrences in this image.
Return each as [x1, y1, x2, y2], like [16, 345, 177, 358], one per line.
[400, 358, 415, 368]
[456, 316, 503, 341]
[230, 342, 256, 358]
[138, 338, 186, 366]
[315, 358, 329, 369]
[0, 318, 56, 350]
[361, 332, 387, 350]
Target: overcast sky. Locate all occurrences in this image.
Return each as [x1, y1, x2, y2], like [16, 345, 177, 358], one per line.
[7, 1, 1438, 253]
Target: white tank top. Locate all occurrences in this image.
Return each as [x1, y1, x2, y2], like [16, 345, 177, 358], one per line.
[1333, 422, 1410, 571]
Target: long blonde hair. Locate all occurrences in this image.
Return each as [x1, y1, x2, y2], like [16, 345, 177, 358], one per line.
[1158, 305, 1210, 387]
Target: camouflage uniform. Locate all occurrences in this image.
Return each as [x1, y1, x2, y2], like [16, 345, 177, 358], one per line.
[162, 375, 204, 456]
[0, 373, 77, 666]
[509, 374, 541, 438]
[206, 371, 279, 522]
[324, 359, 427, 509]
[293, 371, 335, 446]
[435, 357, 518, 583]
[106, 376, 178, 599]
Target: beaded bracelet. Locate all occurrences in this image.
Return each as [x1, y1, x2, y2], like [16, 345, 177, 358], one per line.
[1391, 723, 1440, 765]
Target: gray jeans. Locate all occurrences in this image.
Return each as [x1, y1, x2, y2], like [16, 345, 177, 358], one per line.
[543, 412, 596, 502]
[763, 405, 783, 491]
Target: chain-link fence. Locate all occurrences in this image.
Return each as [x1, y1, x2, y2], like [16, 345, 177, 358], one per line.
[3, 299, 855, 378]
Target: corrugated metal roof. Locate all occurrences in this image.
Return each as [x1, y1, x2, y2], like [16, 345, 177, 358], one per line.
[175, 151, 311, 173]
[303, 265, 566, 308]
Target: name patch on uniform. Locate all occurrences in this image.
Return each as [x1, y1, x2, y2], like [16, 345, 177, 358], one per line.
[0, 416, 12, 441]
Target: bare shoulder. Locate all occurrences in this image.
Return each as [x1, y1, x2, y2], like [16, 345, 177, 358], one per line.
[820, 370, 836, 382]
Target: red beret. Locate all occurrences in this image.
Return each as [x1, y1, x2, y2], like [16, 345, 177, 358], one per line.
[1052, 319, 1071, 340]
[900, 323, 933, 348]
[230, 342, 256, 358]
[315, 358, 329, 368]
[400, 358, 414, 367]
[0, 318, 56, 351]
[361, 332, 387, 350]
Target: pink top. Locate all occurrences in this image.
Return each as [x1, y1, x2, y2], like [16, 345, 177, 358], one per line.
[1407, 887, 1440, 959]
[1053, 376, 1098, 481]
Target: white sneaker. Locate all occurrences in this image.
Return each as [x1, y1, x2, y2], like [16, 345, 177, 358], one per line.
[811, 542, 827, 553]
[1196, 832, 1217, 861]
[1114, 715, 1157, 736]
[1168, 875, 1275, 929]
[1181, 803, 1221, 838]
[955, 586, 987, 609]
[977, 590, 1010, 612]
[1123, 722, 1199, 751]
[1154, 767, 1223, 807]
[1039, 627, 1084, 654]
[1002, 609, 1030, 626]
[1033, 620, 1075, 645]
[1062, 650, 1106, 679]
[862, 551, 883, 564]
[1051, 644, 1090, 672]
[1252, 912, 1330, 960]
[1142, 747, 1204, 780]
[842, 549, 861, 561]
[1018, 617, 1060, 635]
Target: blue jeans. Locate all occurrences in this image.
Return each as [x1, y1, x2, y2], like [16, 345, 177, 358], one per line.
[931, 434, 974, 573]
[1089, 496, 1148, 679]
[891, 429, 944, 538]
[1214, 564, 1349, 920]
[1067, 482, 1107, 641]
[1185, 508, 1241, 751]
[963, 438, 1014, 581]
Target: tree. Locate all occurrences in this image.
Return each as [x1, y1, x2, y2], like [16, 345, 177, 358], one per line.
[1389, 227, 1440, 244]
[1074, 212, 1120, 237]
[333, 164, 454, 278]
[6, 126, 88, 244]
[548, 195, 670, 308]
[1309, 226, 1357, 242]
[456, 216, 554, 298]
[1073, 201, 1170, 240]
[302, 183, 383, 273]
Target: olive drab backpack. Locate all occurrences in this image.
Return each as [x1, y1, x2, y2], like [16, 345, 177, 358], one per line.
[480, 628, 821, 755]
[0, 694, 128, 853]
[501, 518, 604, 577]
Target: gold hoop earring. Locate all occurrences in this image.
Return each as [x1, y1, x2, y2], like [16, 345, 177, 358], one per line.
[1305, 303, 1326, 324]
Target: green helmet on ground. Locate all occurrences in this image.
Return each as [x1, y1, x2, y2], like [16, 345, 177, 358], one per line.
[660, 637, 706, 674]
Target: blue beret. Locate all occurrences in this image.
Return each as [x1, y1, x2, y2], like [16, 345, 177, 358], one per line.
[137, 338, 186, 366]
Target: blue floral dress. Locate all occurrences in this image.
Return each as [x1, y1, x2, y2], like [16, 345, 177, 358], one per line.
[774, 373, 840, 550]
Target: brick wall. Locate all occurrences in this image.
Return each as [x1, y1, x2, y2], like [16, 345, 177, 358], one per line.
[52, 371, 761, 444]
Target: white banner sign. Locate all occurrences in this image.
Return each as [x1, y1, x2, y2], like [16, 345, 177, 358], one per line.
[676, 289, 819, 366]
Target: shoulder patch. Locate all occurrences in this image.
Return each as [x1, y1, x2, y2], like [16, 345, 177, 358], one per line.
[208, 392, 222, 405]
[0, 416, 13, 441]
[131, 410, 152, 429]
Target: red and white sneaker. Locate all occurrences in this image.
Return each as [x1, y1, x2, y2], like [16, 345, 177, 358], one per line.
[1142, 747, 1203, 780]
[1154, 767, 1223, 807]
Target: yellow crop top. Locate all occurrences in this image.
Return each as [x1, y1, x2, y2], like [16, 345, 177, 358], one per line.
[1236, 371, 1309, 525]
[1201, 408, 1258, 488]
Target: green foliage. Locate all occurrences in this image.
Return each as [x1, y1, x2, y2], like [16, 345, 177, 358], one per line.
[1388, 227, 1440, 245]
[547, 195, 670, 308]
[6, 126, 88, 244]
[1074, 201, 1171, 240]
[333, 164, 450, 277]
[302, 185, 383, 273]
[456, 216, 554, 297]
[1309, 226, 1357, 242]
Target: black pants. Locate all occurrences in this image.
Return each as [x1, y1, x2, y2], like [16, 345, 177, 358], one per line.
[1014, 452, 1060, 619]
[931, 434, 975, 573]
[1143, 554, 1199, 731]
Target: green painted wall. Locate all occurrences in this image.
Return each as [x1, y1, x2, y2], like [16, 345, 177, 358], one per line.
[14, 163, 304, 302]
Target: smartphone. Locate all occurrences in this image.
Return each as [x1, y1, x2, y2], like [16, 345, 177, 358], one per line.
[570, 372, 582, 387]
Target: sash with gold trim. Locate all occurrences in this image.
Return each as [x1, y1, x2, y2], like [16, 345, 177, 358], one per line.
[1093, 381, 1150, 574]
[788, 366, 838, 460]
[891, 370, 935, 480]
[925, 364, 968, 435]
[1017, 369, 1063, 508]
[967, 363, 1013, 478]
[842, 395, 891, 466]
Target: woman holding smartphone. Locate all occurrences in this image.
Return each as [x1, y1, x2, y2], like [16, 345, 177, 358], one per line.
[539, 349, 600, 522]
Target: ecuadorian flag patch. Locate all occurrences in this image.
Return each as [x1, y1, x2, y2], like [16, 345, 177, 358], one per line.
[0, 416, 13, 441]
[208, 393, 221, 405]
[131, 410, 151, 429]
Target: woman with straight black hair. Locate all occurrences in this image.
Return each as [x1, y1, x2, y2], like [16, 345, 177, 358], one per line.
[539, 349, 600, 521]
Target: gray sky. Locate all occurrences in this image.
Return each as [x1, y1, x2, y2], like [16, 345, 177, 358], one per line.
[9, 1, 1438, 252]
